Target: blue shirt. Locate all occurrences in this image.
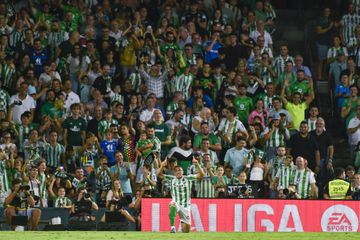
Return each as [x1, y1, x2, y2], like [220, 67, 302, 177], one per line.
[30, 48, 49, 76]
[109, 164, 132, 194]
[204, 41, 222, 63]
[187, 94, 214, 108]
[335, 84, 350, 108]
[101, 139, 117, 165]
[224, 147, 249, 176]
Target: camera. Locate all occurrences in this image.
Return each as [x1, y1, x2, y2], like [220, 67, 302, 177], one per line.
[109, 195, 132, 210]
[84, 192, 91, 199]
[281, 185, 298, 199]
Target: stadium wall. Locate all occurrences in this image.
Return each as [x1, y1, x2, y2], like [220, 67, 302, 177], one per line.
[141, 198, 360, 232]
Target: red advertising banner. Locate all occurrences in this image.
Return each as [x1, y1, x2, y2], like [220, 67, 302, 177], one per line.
[141, 198, 360, 232]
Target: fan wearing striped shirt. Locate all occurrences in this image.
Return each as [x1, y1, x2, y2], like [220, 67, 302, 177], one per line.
[290, 157, 318, 199]
[271, 155, 295, 193]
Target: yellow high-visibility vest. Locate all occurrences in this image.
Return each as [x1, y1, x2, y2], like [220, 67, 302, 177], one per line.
[328, 179, 350, 199]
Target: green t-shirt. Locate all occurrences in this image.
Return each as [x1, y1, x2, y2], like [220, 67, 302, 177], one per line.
[276, 72, 297, 90]
[63, 117, 86, 146]
[62, 5, 82, 24]
[40, 102, 63, 119]
[35, 12, 55, 27]
[136, 139, 153, 158]
[193, 133, 220, 149]
[160, 42, 179, 54]
[154, 122, 171, 142]
[166, 101, 178, 116]
[212, 175, 229, 190]
[289, 81, 310, 96]
[342, 97, 360, 127]
[233, 96, 254, 124]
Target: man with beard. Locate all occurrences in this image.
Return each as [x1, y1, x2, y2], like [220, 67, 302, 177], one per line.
[287, 121, 320, 174]
[167, 136, 193, 173]
[310, 117, 334, 198]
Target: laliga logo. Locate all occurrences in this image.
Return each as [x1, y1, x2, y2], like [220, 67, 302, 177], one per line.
[321, 205, 358, 232]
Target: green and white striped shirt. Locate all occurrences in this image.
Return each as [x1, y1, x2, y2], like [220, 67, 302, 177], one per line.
[166, 102, 178, 116]
[111, 93, 124, 105]
[0, 89, 10, 113]
[54, 196, 72, 208]
[269, 156, 285, 180]
[263, 127, 290, 148]
[44, 142, 65, 168]
[307, 118, 317, 132]
[0, 63, 16, 90]
[16, 124, 37, 152]
[273, 55, 294, 75]
[165, 78, 177, 99]
[98, 119, 118, 139]
[129, 71, 143, 91]
[275, 164, 295, 190]
[327, 46, 348, 59]
[0, 160, 9, 192]
[291, 168, 316, 199]
[9, 29, 24, 49]
[38, 172, 48, 206]
[183, 53, 197, 66]
[48, 30, 68, 58]
[165, 174, 197, 208]
[341, 13, 360, 45]
[175, 73, 193, 100]
[197, 167, 215, 198]
[95, 166, 112, 191]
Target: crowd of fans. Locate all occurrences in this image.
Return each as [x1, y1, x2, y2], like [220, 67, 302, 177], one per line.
[0, 0, 360, 230]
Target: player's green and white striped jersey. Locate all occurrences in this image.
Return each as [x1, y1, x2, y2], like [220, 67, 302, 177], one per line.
[164, 174, 196, 208]
[275, 164, 296, 190]
[290, 168, 316, 199]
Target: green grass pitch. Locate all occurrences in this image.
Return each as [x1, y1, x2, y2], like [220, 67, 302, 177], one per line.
[0, 232, 358, 240]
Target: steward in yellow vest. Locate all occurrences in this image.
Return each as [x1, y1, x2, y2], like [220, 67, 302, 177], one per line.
[323, 168, 352, 199]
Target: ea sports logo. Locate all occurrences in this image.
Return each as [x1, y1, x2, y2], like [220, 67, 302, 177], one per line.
[321, 205, 358, 232]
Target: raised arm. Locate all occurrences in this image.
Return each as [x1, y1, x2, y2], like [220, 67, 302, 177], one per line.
[193, 158, 205, 179]
[305, 78, 315, 106]
[280, 78, 289, 106]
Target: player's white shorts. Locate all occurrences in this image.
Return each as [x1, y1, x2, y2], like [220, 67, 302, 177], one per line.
[170, 201, 191, 225]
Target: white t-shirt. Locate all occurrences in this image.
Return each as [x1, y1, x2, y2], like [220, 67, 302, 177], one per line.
[9, 94, 36, 124]
[348, 116, 360, 146]
[63, 91, 81, 113]
[249, 30, 273, 48]
[140, 108, 157, 123]
[38, 72, 61, 87]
